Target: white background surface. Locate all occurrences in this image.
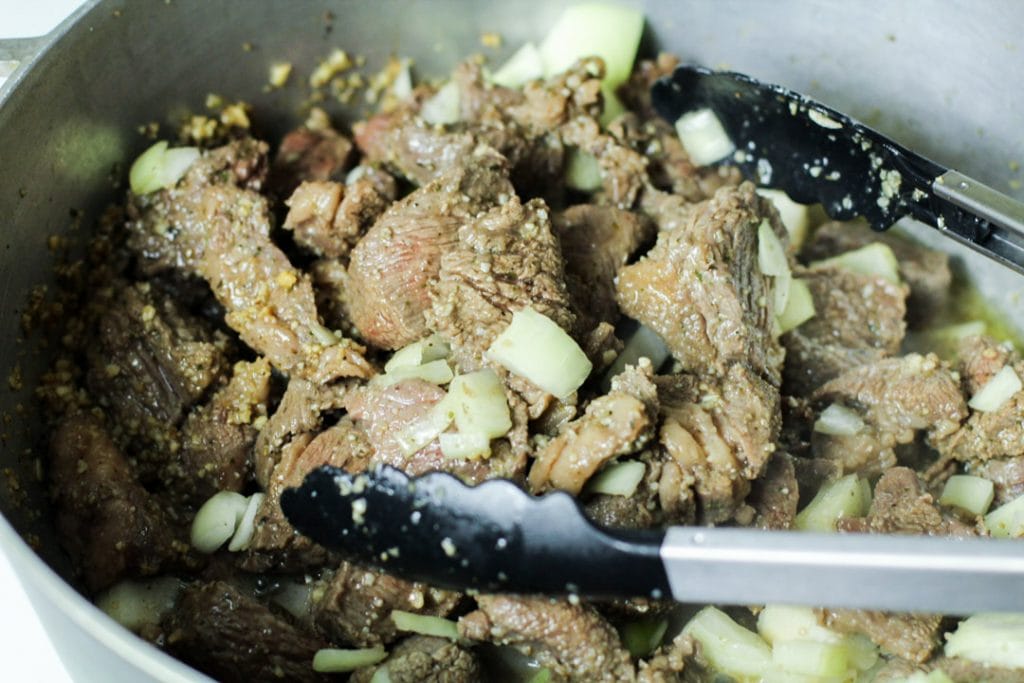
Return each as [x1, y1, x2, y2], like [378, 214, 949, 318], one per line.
[2, 4, 87, 680]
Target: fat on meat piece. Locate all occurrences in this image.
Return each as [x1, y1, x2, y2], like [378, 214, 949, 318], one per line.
[167, 358, 271, 504]
[350, 636, 480, 683]
[346, 146, 515, 350]
[244, 418, 372, 573]
[50, 414, 189, 592]
[782, 264, 908, 395]
[126, 139, 372, 384]
[269, 123, 355, 196]
[616, 183, 787, 385]
[85, 281, 228, 472]
[939, 335, 1024, 464]
[458, 595, 636, 682]
[553, 204, 655, 333]
[282, 167, 396, 260]
[802, 219, 952, 329]
[310, 563, 460, 648]
[811, 354, 968, 477]
[162, 581, 327, 683]
[656, 363, 781, 524]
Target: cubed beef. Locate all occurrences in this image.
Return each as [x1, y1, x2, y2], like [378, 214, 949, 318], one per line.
[350, 636, 480, 683]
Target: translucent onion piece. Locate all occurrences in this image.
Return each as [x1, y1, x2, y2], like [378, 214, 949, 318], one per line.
[757, 605, 842, 646]
[374, 359, 454, 388]
[384, 334, 451, 373]
[394, 403, 453, 456]
[564, 147, 602, 192]
[984, 492, 1024, 539]
[313, 647, 388, 673]
[757, 188, 810, 249]
[939, 475, 995, 516]
[190, 490, 248, 553]
[771, 640, 848, 679]
[682, 606, 773, 681]
[491, 42, 545, 89]
[812, 242, 901, 285]
[96, 577, 182, 632]
[420, 80, 461, 125]
[445, 369, 512, 439]
[777, 277, 816, 334]
[674, 109, 735, 166]
[439, 432, 492, 460]
[945, 613, 1024, 668]
[968, 364, 1022, 412]
[813, 403, 865, 436]
[390, 610, 460, 641]
[586, 460, 645, 497]
[601, 324, 670, 391]
[794, 474, 870, 532]
[129, 141, 200, 195]
[227, 492, 265, 551]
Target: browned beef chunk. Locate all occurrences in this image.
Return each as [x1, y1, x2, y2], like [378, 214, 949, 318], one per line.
[310, 563, 460, 647]
[283, 169, 396, 260]
[839, 467, 975, 537]
[927, 657, 1024, 683]
[811, 355, 967, 477]
[553, 204, 655, 332]
[50, 414, 188, 592]
[971, 455, 1024, 506]
[657, 363, 781, 524]
[823, 608, 941, 665]
[254, 377, 352, 488]
[616, 183, 786, 385]
[163, 581, 327, 683]
[458, 595, 635, 682]
[167, 358, 271, 504]
[127, 139, 372, 383]
[347, 147, 513, 350]
[244, 419, 371, 572]
[747, 451, 800, 530]
[939, 336, 1024, 464]
[350, 636, 480, 683]
[782, 264, 908, 395]
[530, 363, 658, 495]
[85, 281, 227, 470]
[802, 219, 952, 328]
[354, 110, 477, 187]
[270, 123, 355, 196]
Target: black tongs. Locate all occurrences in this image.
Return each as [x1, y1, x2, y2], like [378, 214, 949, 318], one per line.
[650, 65, 1024, 275]
[282, 465, 1024, 614]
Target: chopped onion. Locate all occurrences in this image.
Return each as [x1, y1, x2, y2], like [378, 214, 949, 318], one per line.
[391, 59, 413, 100]
[756, 189, 810, 248]
[674, 109, 735, 166]
[420, 80, 461, 125]
[621, 617, 669, 657]
[444, 369, 512, 439]
[439, 432, 492, 460]
[757, 605, 842, 646]
[795, 474, 870, 532]
[812, 242, 901, 285]
[899, 671, 954, 683]
[772, 640, 848, 678]
[813, 403, 865, 436]
[601, 323, 670, 391]
[190, 491, 248, 553]
[313, 647, 388, 673]
[682, 607, 773, 681]
[586, 460, 645, 497]
[486, 308, 592, 399]
[369, 666, 393, 683]
[227, 492, 265, 551]
[984, 492, 1024, 538]
[939, 475, 995, 516]
[374, 359, 455, 387]
[96, 577, 182, 632]
[394, 402, 453, 456]
[129, 141, 200, 195]
[391, 610, 460, 641]
[271, 581, 313, 620]
[385, 334, 451, 373]
[968, 364, 1022, 412]
[757, 219, 789, 277]
[491, 42, 545, 88]
[945, 613, 1024, 668]
[564, 147, 602, 192]
[776, 277, 816, 334]
[537, 3, 643, 124]
[528, 670, 552, 683]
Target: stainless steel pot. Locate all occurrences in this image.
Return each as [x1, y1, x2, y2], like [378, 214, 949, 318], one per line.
[2, 1, 1023, 680]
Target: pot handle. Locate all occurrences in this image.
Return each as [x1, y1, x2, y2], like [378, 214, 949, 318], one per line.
[0, 36, 49, 87]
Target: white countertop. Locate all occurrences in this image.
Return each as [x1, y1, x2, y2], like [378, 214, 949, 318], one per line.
[2, 4, 87, 680]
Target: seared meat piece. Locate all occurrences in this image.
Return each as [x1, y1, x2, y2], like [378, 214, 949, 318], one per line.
[168, 358, 272, 504]
[350, 636, 480, 683]
[657, 363, 781, 524]
[347, 147, 514, 349]
[747, 452, 800, 530]
[838, 467, 975, 537]
[812, 354, 967, 477]
[283, 169, 396, 260]
[163, 581, 327, 683]
[270, 123, 355, 196]
[971, 455, 1024, 506]
[616, 183, 787, 384]
[127, 139, 372, 383]
[458, 595, 635, 682]
[782, 264, 908, 395]
[530, 363, 658, 495]
[310, 563, 460, 648]
[244, 419, 371, 572]
[940, 336, 1024, 464]
[802, 219, 952, 328]
[50, 414, 188, 592]
[823, 608, 941, 665]
[926, 657, 1024, 683]
[553, 204, 655, 332]
[354, 111, 477, 187]
[86, 281, 227, 469]
[254, 377, 352, 487]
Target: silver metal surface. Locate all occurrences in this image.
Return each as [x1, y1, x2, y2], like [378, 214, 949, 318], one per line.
[663, 527, 1024, 614]
[1, 1, 1024, 680]
[933, 169, 1024, 274]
